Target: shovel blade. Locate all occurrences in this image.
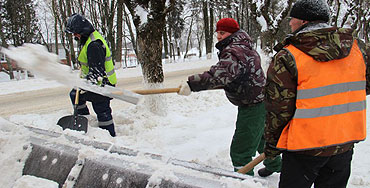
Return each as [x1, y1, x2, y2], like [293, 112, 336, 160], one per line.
[57, 115, 88, 133]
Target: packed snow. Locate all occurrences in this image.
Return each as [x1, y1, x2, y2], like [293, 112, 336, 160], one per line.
[0, 48, 369, 188]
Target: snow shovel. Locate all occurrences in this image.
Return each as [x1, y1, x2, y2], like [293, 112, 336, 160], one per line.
[57, 88, 88, 132]
[132, 87, 180, 95]
[237, 153, 266, 174]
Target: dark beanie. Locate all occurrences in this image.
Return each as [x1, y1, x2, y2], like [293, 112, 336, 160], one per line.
[216, 18, 240, 33]
[290, 0, 330, 22]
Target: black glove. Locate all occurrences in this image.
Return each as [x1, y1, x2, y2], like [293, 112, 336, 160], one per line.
[86, 70, 104, 85]
[264, 142, 281, 159]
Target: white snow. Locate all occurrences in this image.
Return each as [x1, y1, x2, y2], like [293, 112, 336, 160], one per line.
[0, 72, 11, 82]
[135, 5, 149, 25]
[0, 47, 369, 188]
[257, 16, 268, 32]
[13, 175, 58, 188]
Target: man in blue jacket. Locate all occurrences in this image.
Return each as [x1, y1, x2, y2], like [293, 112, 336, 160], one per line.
[65, 13, 117, 137]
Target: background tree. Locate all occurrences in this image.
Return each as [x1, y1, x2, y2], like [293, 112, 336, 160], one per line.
[87, 0, 118, 64]
[1, 0, 41, 79]
[328, 0, 369, 43]
[163, 23, 170, 60]
[3, 0, 41, 46]
[0, 0, 14, 79]
[115, 0, 124, 68]
[123, 0, 175, 114]
[247, 0, 294, 53]
[183, 12, 195, 59]
[167, 0, 185, 59]
[202, 0, 213, 59]
[2, 0, 369, 82]
[123, 0, 174, 83]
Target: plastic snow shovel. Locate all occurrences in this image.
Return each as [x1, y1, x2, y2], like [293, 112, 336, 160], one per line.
[237, 153, 266, 174]
[132, 87, 181, 95]
[57, 88, 88, 132]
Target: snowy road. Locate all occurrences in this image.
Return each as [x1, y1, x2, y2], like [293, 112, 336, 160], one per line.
[0, 67, 209, 118]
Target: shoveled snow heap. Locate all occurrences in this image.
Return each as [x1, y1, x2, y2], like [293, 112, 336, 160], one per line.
[1, 44, 141, 104]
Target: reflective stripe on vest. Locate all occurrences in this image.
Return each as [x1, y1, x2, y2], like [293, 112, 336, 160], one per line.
[276, 41, 366, 151]
[78, 31, 117, 85]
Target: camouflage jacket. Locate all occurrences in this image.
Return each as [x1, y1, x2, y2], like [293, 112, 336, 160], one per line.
[187, 30, 265, 106]
[264, 22, 370, 156]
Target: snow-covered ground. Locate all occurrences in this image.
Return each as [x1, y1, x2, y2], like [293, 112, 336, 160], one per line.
[0, 51, 369, 188]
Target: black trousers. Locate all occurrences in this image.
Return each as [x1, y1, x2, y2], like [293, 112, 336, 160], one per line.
[279, 149, 353, 188]
[70, 89, 116, 137]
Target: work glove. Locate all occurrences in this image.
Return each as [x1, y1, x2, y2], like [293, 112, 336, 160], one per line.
[178, 82, 191, 96]
[86, 72, 107, 86]
[79, 89, 87, 95]
[264, 142, 281, 159]
[97, 76, 103, 83]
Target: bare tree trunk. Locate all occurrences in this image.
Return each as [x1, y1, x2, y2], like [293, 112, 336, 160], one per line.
[196, 20, 204, 58]
[163, 26, 169, 60]
[123, 32, 128, 68]
[6, 59, 15, 79]
[136, 28, 165, 83]
[357, 0, 369, 42]
[52, 0, 59, 55]
[171, 42, 176, 61]
[364, 15, 369, 43]
[0, 13, 14, 79]
[125, 0, 175, 83]
[168, 27, 175, 61]
[239, 0, 245, 29]
[77, 0, 85, 15]
[248, 0, 293, 53]
[333, 0, 341, 27]
[124, 0, 174, 114]
[59, 0, 76, 68]
[209, 0, 214, 56]
[226, 0, 232, 18]
[184, 17, 194, 59]
[96, 0, 116, 61]
[177, 43, 180, 57]
[123, 7, 137, 55]
[88, 0, 100, 29]
[203, 1, 212, 59]
[352, 0, 361, 36]
[115, 0, 124, 69]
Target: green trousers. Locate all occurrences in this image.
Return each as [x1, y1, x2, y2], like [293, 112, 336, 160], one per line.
[230, 103, 281, 176]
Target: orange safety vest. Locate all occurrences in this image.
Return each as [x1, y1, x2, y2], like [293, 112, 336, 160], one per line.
[276, 40, 367, 151]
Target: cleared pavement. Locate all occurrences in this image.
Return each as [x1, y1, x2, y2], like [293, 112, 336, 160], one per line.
[0, 67, 209, 118]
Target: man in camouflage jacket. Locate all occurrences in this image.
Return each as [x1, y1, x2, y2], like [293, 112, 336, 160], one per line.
[178, 18, 281, 176]
[264, 0, 370, 187]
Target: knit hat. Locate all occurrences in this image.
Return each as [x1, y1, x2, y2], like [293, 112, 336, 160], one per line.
[216, 18, 240, 33]
[290, 0, 330, 22]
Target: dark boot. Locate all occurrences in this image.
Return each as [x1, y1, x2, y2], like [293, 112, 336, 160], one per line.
[99, 124, 116, 137]
[258, 168, 274, 177]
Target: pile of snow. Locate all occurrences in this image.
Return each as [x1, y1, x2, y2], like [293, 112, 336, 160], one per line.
[0, 72, 10, 82]
[13, 176, 58, 188]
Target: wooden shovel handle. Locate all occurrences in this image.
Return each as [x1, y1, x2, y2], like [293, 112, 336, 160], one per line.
[237, 153, 266, 174]
[132, 87, 180, 95]
[74, 88, 80, 105]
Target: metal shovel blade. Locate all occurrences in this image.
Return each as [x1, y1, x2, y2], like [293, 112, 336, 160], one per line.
[57, 115, 88, 133]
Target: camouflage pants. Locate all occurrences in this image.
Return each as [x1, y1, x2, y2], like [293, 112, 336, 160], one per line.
[230, 103, 281, 175]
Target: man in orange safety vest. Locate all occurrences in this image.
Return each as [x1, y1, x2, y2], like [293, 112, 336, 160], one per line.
[263, 0, 370, 187]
